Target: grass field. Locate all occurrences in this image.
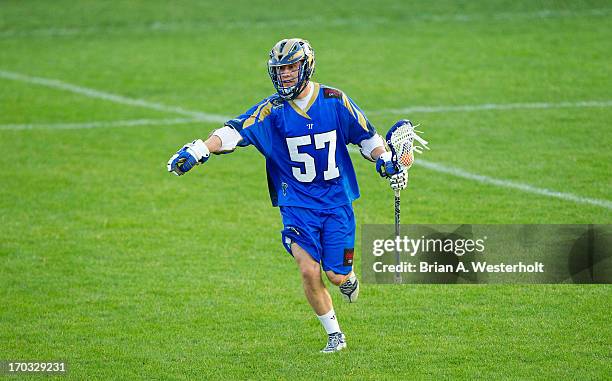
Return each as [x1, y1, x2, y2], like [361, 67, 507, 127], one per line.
[1, 0, 611, 379]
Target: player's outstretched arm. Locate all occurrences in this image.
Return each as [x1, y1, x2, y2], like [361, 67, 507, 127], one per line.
[166, 126, 243, 176]
[167, 138, 211, 176]
[204, 134, 223, 153]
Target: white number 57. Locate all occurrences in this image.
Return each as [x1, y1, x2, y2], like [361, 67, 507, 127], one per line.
[286, 130, 340, 182]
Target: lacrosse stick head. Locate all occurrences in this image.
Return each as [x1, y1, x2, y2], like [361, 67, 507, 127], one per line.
[385, 119, 429, 171]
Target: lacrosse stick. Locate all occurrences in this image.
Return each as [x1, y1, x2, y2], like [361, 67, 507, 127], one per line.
[386, 120, 429, 283]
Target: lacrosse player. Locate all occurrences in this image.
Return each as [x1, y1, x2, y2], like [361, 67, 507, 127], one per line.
[168, 38, 406, 353]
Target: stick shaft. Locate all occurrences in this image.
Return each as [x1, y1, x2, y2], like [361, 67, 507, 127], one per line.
[394, 189, 402, 283]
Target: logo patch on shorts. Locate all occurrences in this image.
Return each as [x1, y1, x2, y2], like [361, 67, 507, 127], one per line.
[343, 248, 354, 266]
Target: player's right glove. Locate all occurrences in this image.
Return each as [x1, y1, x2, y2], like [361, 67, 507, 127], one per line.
[389, 170, 407, 191]
[376, 151, 399, 178]
[167, 139, 210, 176]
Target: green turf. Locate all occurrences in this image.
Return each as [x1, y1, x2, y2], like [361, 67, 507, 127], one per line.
[1, 1, 611, 379]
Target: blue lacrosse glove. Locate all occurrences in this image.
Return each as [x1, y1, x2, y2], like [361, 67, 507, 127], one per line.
[167, 139, 210, 176]
[376, 151, 399, 178]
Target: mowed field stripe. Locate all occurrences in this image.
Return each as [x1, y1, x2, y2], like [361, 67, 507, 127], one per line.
[0, 117, 201, 130]
[3, 69, 611, 126]
[0, 98, 612, 130]
[2, 69, 610, 210]
[0, 8, 610, 38]
[369, 100, 612, 115]
[2, 98, 610, 131]
[0, 69, 228, 123]
[3, 98, 611, 131]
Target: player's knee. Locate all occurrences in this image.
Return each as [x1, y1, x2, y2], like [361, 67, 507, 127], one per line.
[299, 262, 320, 282]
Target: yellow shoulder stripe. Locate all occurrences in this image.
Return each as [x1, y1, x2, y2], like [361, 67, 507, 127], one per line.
[243, 100, 273, 129]
[341, 93, 368, 131]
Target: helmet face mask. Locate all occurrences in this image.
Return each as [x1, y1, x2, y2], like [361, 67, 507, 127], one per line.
[268, 38, 315, 100]
[274, 61, 301, 90]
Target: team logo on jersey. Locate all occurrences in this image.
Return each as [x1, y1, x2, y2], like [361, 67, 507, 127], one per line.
[323, 88, 343, 99]
[281, 182, 289, 196]
[343, 248, 354, 266]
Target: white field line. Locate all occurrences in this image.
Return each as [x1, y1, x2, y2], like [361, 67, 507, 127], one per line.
[346, 147, 611, 210]
[1, 69, 610, 210]
[369, 100, 612, 115]
[0, 117, 201, 131]
[416, 159, 612, 210]
[2, 69, 611, 130]
[2, 98, 611, 131]
[0, 70, 227, 124]
[3, 98, 612, 130]
[0, 8, 610, 38]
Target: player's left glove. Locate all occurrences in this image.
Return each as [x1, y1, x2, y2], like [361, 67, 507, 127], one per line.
[167, 139, 210, 176]
[376, 151, 399, 178]
[389, 170, 407, 191]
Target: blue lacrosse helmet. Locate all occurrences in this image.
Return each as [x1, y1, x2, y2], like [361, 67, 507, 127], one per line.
[267, 38, 316, 100]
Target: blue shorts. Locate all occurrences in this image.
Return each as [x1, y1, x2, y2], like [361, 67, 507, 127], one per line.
[279, 205, 356, 275]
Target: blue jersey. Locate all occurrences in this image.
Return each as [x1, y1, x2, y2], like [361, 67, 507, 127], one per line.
[225, 82, 377, 209]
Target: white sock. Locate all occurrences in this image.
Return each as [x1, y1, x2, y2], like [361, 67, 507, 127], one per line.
[317, 308, 341, 335]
